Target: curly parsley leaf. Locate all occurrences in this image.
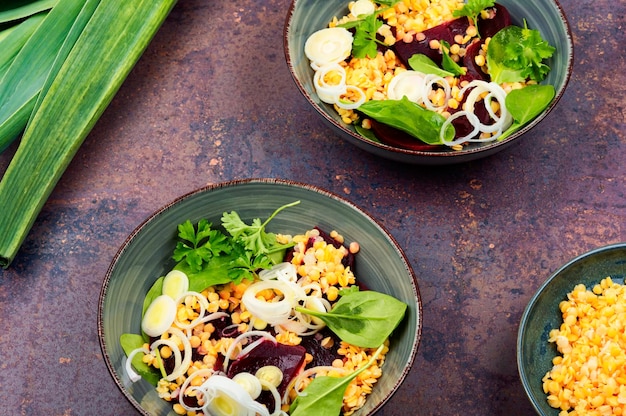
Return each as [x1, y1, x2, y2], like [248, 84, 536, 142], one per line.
[486, 21, 555, 83]
[452, 0, 495, 24]
[172, 219, 231, 272]
[221, 200, 300, 255]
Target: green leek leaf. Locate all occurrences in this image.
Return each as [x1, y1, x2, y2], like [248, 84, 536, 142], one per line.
[0, 0, 93, 153]
[0, 13, 44, 83]
[0, 0, 57, 24]
[0, 0, 178, 268]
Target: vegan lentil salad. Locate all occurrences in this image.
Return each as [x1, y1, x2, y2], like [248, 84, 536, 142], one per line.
[304, 0, 557, 151]
[121, 201, 407, 416]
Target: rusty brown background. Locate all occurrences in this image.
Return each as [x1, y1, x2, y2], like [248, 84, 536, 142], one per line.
[0, 0, 624, 414]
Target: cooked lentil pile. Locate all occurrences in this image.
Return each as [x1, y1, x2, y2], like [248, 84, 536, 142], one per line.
[543, 277, 626, 415]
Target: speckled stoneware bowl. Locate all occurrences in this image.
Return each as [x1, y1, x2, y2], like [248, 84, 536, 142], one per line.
[284, 0, 573, 165]
[98, 178, 422, 415]
[517, 243, 626, 415]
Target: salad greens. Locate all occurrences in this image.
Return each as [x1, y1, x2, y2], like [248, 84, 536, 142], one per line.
[339, 10, 384, 59]
[408, 54, 455, 78]
[338, 1, 400, 59]
[487, 21, 556, 84]
[290, 344, 386, 416]
[357, 96, 455, 145]
[452, 0, 496, 25]
[296, 289, 407, 348]
[120, 333, 161, 385]
[440, 40, 466, 76]
[172, 201, 299, 287]
[499, 84, 555, 141]
[122, 202, 410, 415]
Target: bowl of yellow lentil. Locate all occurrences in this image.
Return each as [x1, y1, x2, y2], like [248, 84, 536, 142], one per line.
[517, 243, 626, 415]
[284, 0, 573, 165]
[98, 178, 422, 415]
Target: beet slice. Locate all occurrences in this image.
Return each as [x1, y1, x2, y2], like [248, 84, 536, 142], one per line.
[461, 39, 489, 82]
[477, 4, 511, 39]
[226, 339, 306, 408]
[393, 16, 471, 66]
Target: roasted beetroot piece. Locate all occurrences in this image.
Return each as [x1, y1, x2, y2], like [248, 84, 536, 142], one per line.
[299, 329, 342, 368]
[370, 119, 447, 152]
[477, 4, 511, 39]
[227, 339, 306, 400]
[394, 16, 471, 66]
[461, 39, 489, 82]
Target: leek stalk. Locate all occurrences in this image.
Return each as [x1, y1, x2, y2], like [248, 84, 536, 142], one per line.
[0, 0, 92, 153]
[0, 0, 57, 24]
[0, 0, 178, 267]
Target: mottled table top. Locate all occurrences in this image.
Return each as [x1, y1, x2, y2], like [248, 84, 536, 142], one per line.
[0, 0, 624, 415]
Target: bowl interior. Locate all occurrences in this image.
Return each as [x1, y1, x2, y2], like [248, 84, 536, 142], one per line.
[517, 244, 626, 415]
[284, 0, 573, 164]
[99, 178, 422, 415]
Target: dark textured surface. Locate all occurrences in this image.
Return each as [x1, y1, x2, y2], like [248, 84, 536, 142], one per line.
[0, 0, 624, 414]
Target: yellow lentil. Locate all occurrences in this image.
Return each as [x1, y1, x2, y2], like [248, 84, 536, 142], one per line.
[543, 277, 626, 414]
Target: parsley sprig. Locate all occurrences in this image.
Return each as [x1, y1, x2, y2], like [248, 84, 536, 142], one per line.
[452, 0, 496, 25]
[172, 201, 300, 287]
[339, 11, 384, 59]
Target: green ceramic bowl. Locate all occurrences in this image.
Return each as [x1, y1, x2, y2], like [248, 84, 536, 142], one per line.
[517, 243, 626, 415]
[98, 178, 422, 415]
[284, 0, 573, 165]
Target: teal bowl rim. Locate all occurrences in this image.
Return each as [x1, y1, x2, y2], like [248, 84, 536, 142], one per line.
[283, 0, 575, 165]
[517, 242, 626, 414]
[98, 178, 423, 415]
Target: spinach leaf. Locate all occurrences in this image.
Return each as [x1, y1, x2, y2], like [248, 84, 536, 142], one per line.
[142, 276, 164, 318]
[358, 96, 454, 145]
[499, 84, 555, 141]
[120, 333, 160, 386]
[290, 344, 385, 416]
[296, 290, 407, 348]
[354, 122, 381, 142]
[440, 40, 466, 76]
[408, 54, 454, 77]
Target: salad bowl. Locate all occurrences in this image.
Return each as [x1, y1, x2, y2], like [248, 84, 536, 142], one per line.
[284, 0, 573, 165]
[98, 178, 422, 415]
[518, 243, 626, 415]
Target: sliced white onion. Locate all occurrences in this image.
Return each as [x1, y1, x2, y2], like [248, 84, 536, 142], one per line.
[336, 85, 366, 110]
[422, 74, 451, 112]
[124, 346, 150, 383]
[386, 70, 425, 103]
[222, 330, 278, 373]
[172, 291, 210, 329]
[179, 368, 215, 411]
[440, 110, 481, 146]
[460, 80, 513, 138]
[151, 327, 193, 381]
[305, 27, 353, 69]
[242, 280, 304, 325]
[259, 262, 298, 283]
[150, 338, 182, 380]
[141, 295, 177, 337]
[313, 63, 347, 104]
[258, 379, 283, 416]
